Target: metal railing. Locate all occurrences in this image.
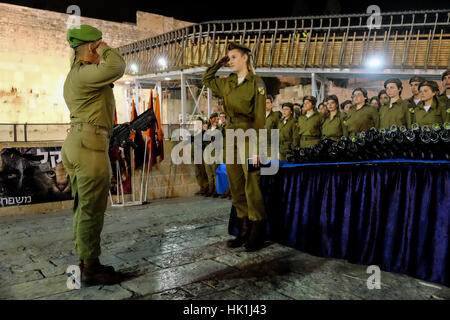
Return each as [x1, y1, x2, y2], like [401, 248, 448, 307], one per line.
[118, 10, 450, 75]
[0, 124, 195, 143]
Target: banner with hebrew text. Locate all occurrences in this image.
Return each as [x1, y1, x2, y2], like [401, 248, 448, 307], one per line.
[0, 147, 72, 207]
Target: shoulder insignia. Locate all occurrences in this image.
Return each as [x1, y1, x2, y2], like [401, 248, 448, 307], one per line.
[446, 108, 450, 114]
[256, 80, 266, 95]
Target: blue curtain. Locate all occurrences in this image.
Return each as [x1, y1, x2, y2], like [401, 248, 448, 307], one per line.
[229, 161, 450, 287]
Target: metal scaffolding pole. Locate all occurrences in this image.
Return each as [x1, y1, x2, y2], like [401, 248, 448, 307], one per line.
[207, 88, 212, 118]
[180, 72, 187, 124]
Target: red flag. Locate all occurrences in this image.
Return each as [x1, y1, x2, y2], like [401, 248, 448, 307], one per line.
[114, 108, 118, 125]
[129, 99, 146, 169]
[154, 91, 164, 163]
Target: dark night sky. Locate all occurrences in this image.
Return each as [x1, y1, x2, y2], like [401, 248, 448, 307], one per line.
[1, 0, 449, 23]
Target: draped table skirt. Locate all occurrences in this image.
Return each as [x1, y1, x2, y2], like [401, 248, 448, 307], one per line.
[226, 160, 450, 287]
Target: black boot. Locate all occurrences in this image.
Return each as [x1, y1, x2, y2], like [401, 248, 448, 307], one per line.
[81, 258, 124, 287]
[227, 217, 249, 248]
[244, 220, 266, 252]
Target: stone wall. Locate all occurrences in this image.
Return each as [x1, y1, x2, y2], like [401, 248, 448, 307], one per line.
[0, 140, 199, 217]
[0, 2, 192, 125]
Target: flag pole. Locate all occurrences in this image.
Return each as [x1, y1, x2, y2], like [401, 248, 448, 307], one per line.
[140, 135, 148, 203]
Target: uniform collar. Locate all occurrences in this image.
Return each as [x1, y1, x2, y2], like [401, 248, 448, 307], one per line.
[417, 98, 438, 110]
[230, 71, 254, 84]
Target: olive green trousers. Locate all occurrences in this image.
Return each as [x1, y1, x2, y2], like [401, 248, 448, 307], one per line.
[62, 130, 111, 261]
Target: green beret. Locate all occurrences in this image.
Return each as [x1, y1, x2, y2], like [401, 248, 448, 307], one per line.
[227, 42, 251, 54]
[67, 25, 102, 48]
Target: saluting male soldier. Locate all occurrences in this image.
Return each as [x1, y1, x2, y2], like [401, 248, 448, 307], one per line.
[379, 78, 412, 130]
[407, 76, 426, 107]
[438, 70, 450, 106]
[62, 25, 125, 285]
[296, 96, 323, 148]
[411, 80, 450, 127]
[265, 95, 281, 160]
[202, 42, 267, 251]
[344, 88, 380, 138]
[277, 103, 297, 161]
[321, 95, 347, 141]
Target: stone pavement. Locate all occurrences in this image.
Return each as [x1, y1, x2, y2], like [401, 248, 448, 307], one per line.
[0, 196, 449, 300]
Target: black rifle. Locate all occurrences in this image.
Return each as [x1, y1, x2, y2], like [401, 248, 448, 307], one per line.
[109, 107, 157, 150]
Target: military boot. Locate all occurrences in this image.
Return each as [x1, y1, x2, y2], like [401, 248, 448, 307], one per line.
[227, 217, 249, 248]
[244, 220, 266, 252]
[81, 258, 124, 286]
[195, 186, 207, 195]
[79, 260, 115, 274]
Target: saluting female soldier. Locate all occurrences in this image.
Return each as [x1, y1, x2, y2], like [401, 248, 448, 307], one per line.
[344, 88, 379, 138]
[278, 103, 297, 161]
[202, 42, 267, 251]
[62, 25, 125, 285]
[321, 95, 347, 141]
[296, 96, 323, 148]
[379, 78, 412, 130]
[411, 80, 450, 127]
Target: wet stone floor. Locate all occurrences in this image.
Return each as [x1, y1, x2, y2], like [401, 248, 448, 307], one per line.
[0, 196, 449, 300]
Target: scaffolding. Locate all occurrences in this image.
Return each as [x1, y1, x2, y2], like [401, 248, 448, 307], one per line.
[118, 10, 450, 123]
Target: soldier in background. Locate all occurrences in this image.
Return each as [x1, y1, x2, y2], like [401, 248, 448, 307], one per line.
[379, 78, 412, 130]
[378, 90, 390, 107]
[277, 103, 297, 161]
[203, 113, 220, 198]
[293, 103, 302, 119]
[343, 88, 379, 138]
[192, 117, 209, 196]
[265, 95, 281, 160]
[296, 96, 323, 148]
[407, 76, 426, 107]
[438, 70, 450, 106]
[411, 80, 450, 127]
[321, 95, 347, 142]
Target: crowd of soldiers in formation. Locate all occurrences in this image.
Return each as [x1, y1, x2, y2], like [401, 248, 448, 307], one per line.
[267, 72, 450, 161]
[191, 71, 450, 197]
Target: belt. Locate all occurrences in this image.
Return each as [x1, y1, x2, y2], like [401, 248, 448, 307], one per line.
[227, 116, 253, 124]
[70, 123, 110, 137]
[301, 136, 320, 141]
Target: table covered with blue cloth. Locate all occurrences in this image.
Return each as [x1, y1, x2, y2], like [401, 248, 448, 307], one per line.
[224, 160, 450, 287]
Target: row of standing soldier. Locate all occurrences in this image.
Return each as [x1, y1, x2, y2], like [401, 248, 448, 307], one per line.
[268, 72, 450, 161]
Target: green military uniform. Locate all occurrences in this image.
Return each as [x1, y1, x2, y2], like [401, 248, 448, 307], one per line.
[277, 116, 297, 161]
[61, 25, 126, 261]
[204, 123, 222, 194]
[437, 92, 450, 107]
[343, 104, 380, 138]
[321, 111, 347, 141]
[192, 129, 209, 190]
[410, 98, 450, 127]
[379, 98, 412, 130]
[265, 110, 281, 159]
[296, 111, 323, 148]
[407, 96, 422, 107]
[202, 61, 266, 222]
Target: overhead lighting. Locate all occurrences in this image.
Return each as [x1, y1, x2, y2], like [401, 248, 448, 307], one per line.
[125, 81, 131, 85]
[164, 77, 171, 81]
[366, 56, 383, 69]
[130, 63, 138, 73]
[158, 57, 168, 68]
